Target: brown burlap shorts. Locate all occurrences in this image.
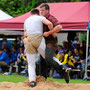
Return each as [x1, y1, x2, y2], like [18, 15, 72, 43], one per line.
[23, 34, 43, 54]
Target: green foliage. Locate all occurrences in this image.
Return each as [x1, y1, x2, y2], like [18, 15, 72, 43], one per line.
[0, 0, 89, 17]
[80, 32, 87, 42]
[0, 0, 37, 17]
[71, 0, 80, 2]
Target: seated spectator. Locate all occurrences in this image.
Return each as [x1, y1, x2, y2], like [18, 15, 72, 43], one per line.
[82, 48, 90, 70]
[80, 40, 86, 59]
[56, 49, 74, 68]
[17, 47, 27, 74]
[21, 36, 24, 48]
[56, 45, 64, 54]
[72, 37, 80, 49]
[68, 41, 74, 51]
[87, 48, 90, 70]
[0, 35, 11, 49]
[2, 41, 11, 56]
[10, 46, 18, 64]
[86, 55, 90, 70]
[71, 48, 83, 69]
[17, 37, 23, 47]
[63, 41, 69, 53]
[0, 48, 10, 72]
[12, 40, 18, 49]
[3, 48, 11, 57]
[2, 41, 8, 49]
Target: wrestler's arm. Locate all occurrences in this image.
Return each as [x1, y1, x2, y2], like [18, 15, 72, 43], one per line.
[42, 18, 53, 37]
[51, 16, 62, 37]
[43, 24, 62, 37]
[47, 25, 62, 35]
[42, 18, 53, 31]
[42, 18, 62, 37]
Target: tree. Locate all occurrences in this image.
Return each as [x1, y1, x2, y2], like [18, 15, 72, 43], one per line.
[0, 0, 37, 17]
[0, 0, 89, 17]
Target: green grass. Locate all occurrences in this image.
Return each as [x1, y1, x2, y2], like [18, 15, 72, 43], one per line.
[47, 77, 90, 84]
[0, 74, 28, 83]
[0, 74, 90, 84]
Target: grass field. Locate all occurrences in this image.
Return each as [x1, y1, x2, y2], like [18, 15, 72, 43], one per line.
[0, 74, 90, 84]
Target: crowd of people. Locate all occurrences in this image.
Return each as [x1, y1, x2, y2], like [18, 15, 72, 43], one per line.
[0, 35, 27, 75]
[54, 37, 90, 79]
[0, 35, 90, 79]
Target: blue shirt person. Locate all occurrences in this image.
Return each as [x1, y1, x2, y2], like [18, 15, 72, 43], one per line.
[0, 35, 11, 49]
[0, 48, 10, 65]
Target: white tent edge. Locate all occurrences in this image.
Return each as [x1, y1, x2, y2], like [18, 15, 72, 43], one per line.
[0, 10, 13, 21]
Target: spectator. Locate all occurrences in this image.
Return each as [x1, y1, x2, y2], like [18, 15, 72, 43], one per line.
[3, 48, 11, 57]
[21, 36, 24, 48]
[2, 41, 8, 49]
[80, 40, 86, 59]
[56, 45, 63, 54]
[72, 37, 80, 49]
[82, 48, 90, 70]
[2, 41, 11, 56]
[17, 37, 21, 47]
[56, 49, 74, 68]
[0, 48, 10, 72]
[63, 41, 69, 53]
[17, 47, 27, 74]
[0, 35, 11, 49]
[68, 41, 74, 51]
[10, 46, 18, 64]
[87, 56, 90, 70]
[12, 40, 18, 49]
[71, 48, 83, 69]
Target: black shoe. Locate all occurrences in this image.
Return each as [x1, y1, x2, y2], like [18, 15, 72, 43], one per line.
[30, 81, 36, 87]
[62, 71, 70, 84]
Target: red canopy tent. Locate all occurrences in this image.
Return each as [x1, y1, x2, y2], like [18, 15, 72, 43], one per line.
[0, 1, 90, 31]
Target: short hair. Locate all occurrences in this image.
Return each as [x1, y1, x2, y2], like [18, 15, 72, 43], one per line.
[40, 3, 50, 10]
[31, 8, 39, 15]
[74, 37, 79, 41]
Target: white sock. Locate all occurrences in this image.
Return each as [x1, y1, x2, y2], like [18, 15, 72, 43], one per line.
[53, 57, 62, 65]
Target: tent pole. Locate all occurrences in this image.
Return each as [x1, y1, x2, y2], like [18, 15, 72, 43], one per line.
[84, 29, 89, 79]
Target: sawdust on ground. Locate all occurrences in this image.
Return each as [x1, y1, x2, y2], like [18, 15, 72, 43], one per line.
[0, 76, 90, 90]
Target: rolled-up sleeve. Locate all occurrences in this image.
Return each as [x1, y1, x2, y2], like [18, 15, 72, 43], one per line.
[49, 16, 60, 27]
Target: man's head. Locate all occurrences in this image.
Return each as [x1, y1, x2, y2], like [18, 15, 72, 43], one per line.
[58, 49, 65, 57]
[40, 3, 50, 16]
[3, 35, 7, 41]
[74, 48, 78, 54]
[74, 37, 79, 41]
[2, 41, 7, 48]
[31, 8, 39, 15]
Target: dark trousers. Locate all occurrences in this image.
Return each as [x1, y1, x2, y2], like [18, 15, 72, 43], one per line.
[40, 48, 64, 78]
[40, 56, 48, 78]
[0, 61, 8, 72]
